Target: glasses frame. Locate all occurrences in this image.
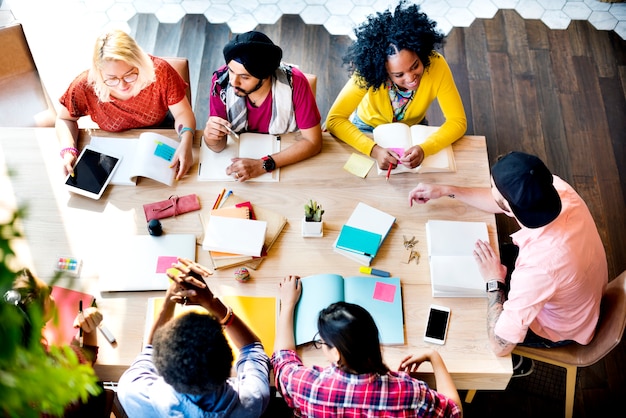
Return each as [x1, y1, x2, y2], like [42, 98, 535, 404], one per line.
[103, 71, 139, 87]
[312, 332, 328, 349]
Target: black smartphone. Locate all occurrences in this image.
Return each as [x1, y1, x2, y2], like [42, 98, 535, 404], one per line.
[423, 304, 451, 345]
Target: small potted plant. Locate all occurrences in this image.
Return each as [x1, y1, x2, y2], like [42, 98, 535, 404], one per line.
[302, 199, 324, 237]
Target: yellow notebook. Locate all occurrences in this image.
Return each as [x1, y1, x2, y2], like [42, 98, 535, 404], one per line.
[144, 294, 277, 358]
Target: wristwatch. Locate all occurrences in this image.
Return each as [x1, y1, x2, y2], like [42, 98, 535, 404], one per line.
[486, 280, 506, 292]
[261, 155, 276, 172]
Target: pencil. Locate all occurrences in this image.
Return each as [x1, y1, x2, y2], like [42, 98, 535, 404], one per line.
[223, 124, 239, 141]
[212, 188, 226, 210]
[218, 190, 233, 209]
[386, 164, 392, 181]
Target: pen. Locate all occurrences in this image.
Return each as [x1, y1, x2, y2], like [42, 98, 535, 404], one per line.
[386, 164, 392, 181]
[212, 188, 226, 210]
[218, 190, 233, 209]
[360, 266, 391, 277]
[92, 298, 117, 345]
[223, 124, 239, 141]
[78, 300, 84, 348]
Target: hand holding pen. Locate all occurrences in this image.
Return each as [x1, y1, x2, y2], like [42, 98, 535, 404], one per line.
[74, 302, 103, 347]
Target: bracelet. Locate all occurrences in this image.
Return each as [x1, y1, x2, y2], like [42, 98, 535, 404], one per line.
[178, 126, 193, 140]
[60, 147, 79, 158]
[219, 305, 234, 327]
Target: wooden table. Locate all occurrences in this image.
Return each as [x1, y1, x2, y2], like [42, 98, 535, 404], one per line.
[0, 127, 511, 391]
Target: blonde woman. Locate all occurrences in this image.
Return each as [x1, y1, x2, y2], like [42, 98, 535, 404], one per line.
[56, 30, 195, 180]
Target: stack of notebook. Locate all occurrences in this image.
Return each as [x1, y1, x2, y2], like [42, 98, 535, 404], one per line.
[201, 196, 288, 270]
[333, 202, 396, 266]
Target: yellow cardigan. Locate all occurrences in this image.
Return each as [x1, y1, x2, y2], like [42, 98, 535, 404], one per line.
[326, 52, 466, 157]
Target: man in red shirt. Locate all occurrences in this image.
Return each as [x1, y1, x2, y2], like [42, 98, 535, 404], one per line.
[203, 31, 322, 182]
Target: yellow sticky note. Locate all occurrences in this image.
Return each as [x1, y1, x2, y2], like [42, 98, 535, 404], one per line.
[343, 153, 375, 178]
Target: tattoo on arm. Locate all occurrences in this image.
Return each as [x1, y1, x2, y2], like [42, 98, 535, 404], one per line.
[487, 290, 513, 349]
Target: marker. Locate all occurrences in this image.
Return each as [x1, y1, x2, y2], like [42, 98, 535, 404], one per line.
[360, 266, 391, 277]
[386, 164, 392, 181]
[78, 300, 84, 347]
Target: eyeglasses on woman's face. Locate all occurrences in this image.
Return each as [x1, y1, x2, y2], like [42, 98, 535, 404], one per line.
[312, 332, 329, 349]
[103, 71, 139, 87]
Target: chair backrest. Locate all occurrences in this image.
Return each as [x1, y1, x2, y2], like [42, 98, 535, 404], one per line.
[161, 56, 192, 105]
[0, 23, 56, 127]
[514, 270, 626, 367]
[577, 270, 626, 366]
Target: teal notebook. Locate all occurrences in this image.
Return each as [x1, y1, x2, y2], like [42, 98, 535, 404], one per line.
[336, 225, 382, 257]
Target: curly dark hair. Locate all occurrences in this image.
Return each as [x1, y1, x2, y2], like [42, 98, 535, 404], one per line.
[343, 0, 445, 90]
[153, 312, 234, 395]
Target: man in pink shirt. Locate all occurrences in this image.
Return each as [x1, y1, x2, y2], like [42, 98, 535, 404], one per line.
[408, 151, 608, 376]
[203, 31, 322, 182]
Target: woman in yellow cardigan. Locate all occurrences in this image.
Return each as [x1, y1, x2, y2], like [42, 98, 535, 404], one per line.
[326, 0, 466, 170]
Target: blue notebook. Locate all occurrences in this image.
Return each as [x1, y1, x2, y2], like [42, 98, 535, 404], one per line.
[336, 225, 382, 257]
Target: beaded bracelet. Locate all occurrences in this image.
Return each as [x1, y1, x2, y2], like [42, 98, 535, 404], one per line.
[178, 126, 194, 140]
[219, 305, 235, 327]
[60, 147, 79, 159]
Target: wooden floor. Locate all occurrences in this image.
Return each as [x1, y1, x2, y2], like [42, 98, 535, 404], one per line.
[127, 10, 626, 417]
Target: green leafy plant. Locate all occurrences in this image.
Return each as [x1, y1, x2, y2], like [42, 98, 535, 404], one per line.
[0, 204, 100, 417]
[304, 199, 324, 222]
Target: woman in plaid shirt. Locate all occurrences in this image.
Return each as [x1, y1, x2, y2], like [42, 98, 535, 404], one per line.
[272, 275, 462, 417]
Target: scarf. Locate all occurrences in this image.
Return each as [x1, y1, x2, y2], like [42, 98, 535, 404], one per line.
[214, 64, 297, 135]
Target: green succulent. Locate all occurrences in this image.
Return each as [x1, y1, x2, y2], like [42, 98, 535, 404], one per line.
[304, 199, 324, 222]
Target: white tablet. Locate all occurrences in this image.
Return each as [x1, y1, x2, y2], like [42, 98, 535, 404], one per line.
[64, 146, 122, 200]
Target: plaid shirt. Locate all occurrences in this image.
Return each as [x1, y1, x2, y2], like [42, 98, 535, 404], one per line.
[271, 350, 461, 418]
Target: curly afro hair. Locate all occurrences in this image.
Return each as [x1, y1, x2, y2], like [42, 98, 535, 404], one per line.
[343, 0, 445, 90]
[153, 312, 234, 395]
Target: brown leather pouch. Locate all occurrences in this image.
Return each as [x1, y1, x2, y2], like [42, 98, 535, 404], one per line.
[143, 194, 201, 221]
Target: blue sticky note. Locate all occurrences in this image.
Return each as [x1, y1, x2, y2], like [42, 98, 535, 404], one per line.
[154, 141, 176, 162]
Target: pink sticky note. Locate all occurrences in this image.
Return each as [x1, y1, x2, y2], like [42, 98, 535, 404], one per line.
[389, 147, 405, 157]
[373, 281, 396, 303]
[156, 256, 178, 273]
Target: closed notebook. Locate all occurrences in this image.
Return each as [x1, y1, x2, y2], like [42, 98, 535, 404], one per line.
[336, 225, 382, 257]
[202, 216, 267, 257]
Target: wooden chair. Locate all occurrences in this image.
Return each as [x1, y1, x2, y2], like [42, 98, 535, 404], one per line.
[0, 22, 57, 127]
[466, 270, 626, 418]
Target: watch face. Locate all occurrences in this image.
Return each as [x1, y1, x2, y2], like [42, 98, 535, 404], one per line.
[262, 156, 275, 172]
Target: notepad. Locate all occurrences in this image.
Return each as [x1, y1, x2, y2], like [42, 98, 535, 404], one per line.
[197, 133, 280, 182]
[333, 202, 396, 266]
[336, 225, 382, 257]
[373, 124, 456, 175]
[202, 216, 267, 257]
[426, 220, 489, 297]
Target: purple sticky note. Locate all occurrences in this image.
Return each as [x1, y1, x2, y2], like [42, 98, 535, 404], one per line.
[389, 147, 405, 157]
[373, 281, 396, 303]
[156, 256, 178, 273]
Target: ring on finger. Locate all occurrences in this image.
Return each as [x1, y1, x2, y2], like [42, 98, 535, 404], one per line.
[234, 172, 239, 179]
[183, 296, 188, 305]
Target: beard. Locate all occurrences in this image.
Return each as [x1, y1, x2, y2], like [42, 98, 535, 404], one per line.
[233, 78, 265, 97]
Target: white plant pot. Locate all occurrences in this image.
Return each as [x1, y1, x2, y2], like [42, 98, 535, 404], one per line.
[302, 218, 323, 237]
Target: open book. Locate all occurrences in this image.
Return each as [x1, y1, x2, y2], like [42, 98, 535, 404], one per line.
[198, 133, 280, 182]
[294, 274, 404, 346]
[373, 124, 456, 175]
[145, 295, 277, 358]
[89, 132, 180, 186]
[426, 220, 489, 297]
